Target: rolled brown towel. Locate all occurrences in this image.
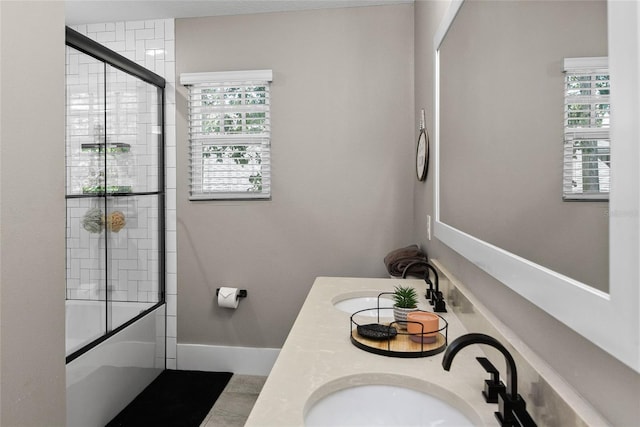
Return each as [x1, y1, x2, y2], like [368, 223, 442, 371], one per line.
[384, 244, 429, 277]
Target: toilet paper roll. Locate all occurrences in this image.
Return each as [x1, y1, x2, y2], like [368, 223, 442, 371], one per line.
[218, 287, 240, 309]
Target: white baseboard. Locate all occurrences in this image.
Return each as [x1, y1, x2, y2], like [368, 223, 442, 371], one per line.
[177, 343, 280, 376]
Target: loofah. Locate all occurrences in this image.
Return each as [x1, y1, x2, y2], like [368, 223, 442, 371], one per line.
[82, 207, 105, 234]
[107, 211, 126, 232]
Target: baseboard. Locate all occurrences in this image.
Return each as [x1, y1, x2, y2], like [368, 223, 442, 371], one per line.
[177, 343, 280, 376]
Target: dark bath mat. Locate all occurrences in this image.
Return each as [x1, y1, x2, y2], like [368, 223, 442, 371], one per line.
[106, 369, 233, 427]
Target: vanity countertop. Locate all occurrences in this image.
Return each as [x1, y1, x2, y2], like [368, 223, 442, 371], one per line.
[245, 276, 498, 426]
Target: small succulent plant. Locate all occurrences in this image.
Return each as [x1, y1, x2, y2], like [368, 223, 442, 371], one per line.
[392, 285, 418, 309]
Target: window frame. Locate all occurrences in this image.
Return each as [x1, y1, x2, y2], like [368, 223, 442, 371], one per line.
[562, 57, 610, 201]
[181, 70, 273, 201]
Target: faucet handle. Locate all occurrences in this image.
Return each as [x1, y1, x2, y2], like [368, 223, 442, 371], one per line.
[425, 278, 433, 300]
[476, 357, 505, 404]
[433, 291, 447, 313]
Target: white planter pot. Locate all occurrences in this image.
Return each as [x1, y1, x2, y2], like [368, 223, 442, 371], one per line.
[393, 306, 417, 330]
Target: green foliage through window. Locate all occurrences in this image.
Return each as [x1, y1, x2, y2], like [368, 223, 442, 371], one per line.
[202, 144, 263, 192]
[186, 77, 271, 199]
[563, 61, 610, 200]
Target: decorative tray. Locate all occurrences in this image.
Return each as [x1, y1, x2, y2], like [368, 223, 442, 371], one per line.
[349, 292, 448, 358]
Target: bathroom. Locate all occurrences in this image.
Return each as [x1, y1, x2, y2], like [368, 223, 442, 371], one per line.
[0, 0, 638, 426]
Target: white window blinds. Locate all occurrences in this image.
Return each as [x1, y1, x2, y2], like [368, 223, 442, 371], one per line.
[563, 57, 610, 200]
[181, 70, 272, 200]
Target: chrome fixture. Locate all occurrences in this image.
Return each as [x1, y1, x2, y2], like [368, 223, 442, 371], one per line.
[442, 333, 536, 427]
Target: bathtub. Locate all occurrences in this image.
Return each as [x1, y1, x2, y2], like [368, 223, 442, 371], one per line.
[65, 299, 158, 356]
[66, 300, 165, 427]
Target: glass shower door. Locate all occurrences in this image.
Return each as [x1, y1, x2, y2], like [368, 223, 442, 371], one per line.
[65, 44, 165, 359]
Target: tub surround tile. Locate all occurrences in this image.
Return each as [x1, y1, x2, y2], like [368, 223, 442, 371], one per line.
[125, 21, 145, 30]
[166, 358, 177, 370]
[87, 23, 106, 33]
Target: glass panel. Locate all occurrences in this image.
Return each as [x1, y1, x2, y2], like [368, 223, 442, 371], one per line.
[105, 65, 161, 194]
[66, 46, 108, 356]
[66, 46, 106, 196]
[104, 65, 162, 334]
[65, 195, 109, 355]
[106, 194, 162, 331]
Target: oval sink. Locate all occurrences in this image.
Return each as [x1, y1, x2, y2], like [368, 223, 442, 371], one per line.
[305, 378, 478, 426]
[333, 293, 394, 317]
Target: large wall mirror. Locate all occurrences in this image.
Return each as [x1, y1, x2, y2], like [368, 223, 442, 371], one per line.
[434, 0, 639, 372]
[439, 0, 608, 292]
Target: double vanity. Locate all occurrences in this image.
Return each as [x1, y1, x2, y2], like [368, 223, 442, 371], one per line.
[245, 276, 499, 426]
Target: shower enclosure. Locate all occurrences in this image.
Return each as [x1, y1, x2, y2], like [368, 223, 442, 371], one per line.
[65, 27, 166, 426]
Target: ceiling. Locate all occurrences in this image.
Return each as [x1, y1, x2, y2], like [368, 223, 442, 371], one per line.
[65, 0, 413, 25]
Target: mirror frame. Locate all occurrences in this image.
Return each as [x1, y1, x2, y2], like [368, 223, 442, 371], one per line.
[434, 0, 639, 372]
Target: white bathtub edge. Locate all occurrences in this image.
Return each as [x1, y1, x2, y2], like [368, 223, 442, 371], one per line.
[177, 343, 280, 376]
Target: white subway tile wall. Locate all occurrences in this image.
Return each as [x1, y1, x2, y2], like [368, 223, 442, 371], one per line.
[68, 20, 177, 369]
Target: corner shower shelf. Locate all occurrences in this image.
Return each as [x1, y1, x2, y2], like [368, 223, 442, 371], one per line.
[82, 186, 133, 194]
[66, 191, 161, 200]
[81, 142, 131, 153]
[349, 296, 448, 358]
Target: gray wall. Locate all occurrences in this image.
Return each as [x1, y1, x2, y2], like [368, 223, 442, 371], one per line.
[175, 4, 415, 348]
[0, 1, 66, 425]
[413, 1, 639, 425]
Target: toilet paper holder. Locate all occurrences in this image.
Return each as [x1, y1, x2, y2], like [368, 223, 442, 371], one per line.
[216, 288, 248, 299]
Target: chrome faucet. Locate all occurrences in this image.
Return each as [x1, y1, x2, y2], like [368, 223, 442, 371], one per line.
[442, 333, 536, 427]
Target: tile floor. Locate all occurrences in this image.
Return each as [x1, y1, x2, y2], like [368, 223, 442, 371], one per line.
[200, 375, 266, 427]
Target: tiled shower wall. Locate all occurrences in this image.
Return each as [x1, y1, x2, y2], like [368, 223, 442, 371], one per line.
[70, 20, 178, 369]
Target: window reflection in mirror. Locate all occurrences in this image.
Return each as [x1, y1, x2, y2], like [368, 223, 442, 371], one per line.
[439, 0, 608, 292]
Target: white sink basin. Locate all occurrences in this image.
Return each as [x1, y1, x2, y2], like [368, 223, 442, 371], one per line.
[305, 383, 477, 426]
[333, 293, 394, 317]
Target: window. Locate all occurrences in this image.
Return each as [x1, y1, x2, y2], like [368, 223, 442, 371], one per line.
[181, 70, 272, 200]
[563, 57, 610, 201]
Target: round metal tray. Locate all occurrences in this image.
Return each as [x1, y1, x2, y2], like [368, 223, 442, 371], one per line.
[349, 295, 448, 358]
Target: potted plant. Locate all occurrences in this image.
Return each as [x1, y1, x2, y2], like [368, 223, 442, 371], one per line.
[392, 285, 418, 329]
